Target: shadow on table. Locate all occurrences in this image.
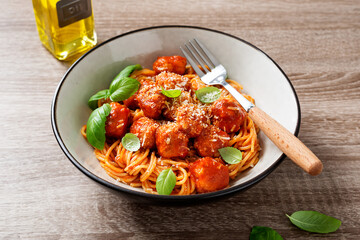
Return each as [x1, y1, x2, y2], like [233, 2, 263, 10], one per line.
[92, 157, 350, 240]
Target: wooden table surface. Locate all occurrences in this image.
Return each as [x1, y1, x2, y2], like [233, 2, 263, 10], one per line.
[1, 0, 359, 239]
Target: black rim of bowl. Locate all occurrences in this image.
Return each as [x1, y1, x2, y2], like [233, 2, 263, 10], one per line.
[51, 25, 301, 201]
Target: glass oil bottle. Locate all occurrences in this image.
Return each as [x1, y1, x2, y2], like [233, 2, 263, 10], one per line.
[32, 0, 97, 61]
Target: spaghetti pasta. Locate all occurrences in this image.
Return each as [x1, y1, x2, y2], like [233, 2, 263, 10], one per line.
[81, 56, 260, 195]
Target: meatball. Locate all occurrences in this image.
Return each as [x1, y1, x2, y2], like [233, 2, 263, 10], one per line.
[189, 157, 229, 193]
[130, 117, 159, 149]
[105, 102, 131, 138]
[163, 91, 193, 120]
[123, 93, 139, 109]
[211, 98, 246, 133]
[155, 123, 189, 158]
[155, 72, 190, 90]
[194, 125, 230, 157]
[176, 104, 208, 138]
[124, 76, 154, 109]
[153, 56, 187, 75]
[136, 79, 166, 119]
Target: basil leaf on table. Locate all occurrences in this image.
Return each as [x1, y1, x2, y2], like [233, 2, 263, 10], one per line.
[156, 168, 176, 195]
[161, 86, 181, 98]
[109, 64, 142, 93]
[121, 133, 140, 152]
[109, 77, 140, 102]
[250, 226, 284, 240]
[218, 147, 243, 164]
[88, 89, 110, 110]
[286, 211, 341, 233]
[86, 103, 111, 150]
[195, 86, 221, 103]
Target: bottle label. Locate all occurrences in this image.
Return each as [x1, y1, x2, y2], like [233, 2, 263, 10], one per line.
[56, 0, 92, 28]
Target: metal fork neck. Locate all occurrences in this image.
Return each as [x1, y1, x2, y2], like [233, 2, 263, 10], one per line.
[223, 82, 255, 112]
[202, 65, 227, 84]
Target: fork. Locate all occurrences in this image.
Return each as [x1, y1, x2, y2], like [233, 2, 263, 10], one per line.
[181, 39, 323, 176]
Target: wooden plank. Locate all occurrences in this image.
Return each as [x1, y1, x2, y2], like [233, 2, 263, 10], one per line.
[0, 0, 359, 239]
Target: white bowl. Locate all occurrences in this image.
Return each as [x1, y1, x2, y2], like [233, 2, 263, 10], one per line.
[51, 26, 300, 201]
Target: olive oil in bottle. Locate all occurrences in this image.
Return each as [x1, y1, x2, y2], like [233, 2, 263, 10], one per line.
[32, 0, 97, 61]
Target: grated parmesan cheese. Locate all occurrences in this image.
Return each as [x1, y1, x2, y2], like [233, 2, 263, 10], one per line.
[227, 106, 240, 111]
[142, 134, 147, 146]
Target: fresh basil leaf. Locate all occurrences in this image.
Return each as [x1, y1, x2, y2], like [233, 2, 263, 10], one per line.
[250, 226, 284, 240]
[109, 64, 142, 93]
[119, 64, 142, 78]
[156, 168, 176, 195]
[109, 77, 140, 102]
[286, 211, 341, 233]
[218, 147, 242, 164]
[88, 89, 110, 110]
[195, 86, 221, 103]
[121, 133, 140, 152]
[86, 103, 111, 150]
[161, 86, 181, 98]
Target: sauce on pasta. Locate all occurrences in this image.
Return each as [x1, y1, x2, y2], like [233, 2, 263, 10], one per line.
[81, 56, 260, 195]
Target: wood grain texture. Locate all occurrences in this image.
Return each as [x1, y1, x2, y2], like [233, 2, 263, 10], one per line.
[1, 0, 359, 239]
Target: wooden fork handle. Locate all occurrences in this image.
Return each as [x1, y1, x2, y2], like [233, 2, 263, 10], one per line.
[248, 106, 323, 175]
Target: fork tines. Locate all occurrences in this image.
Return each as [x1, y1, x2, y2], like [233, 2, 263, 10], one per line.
[180, 39, 220, 77]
